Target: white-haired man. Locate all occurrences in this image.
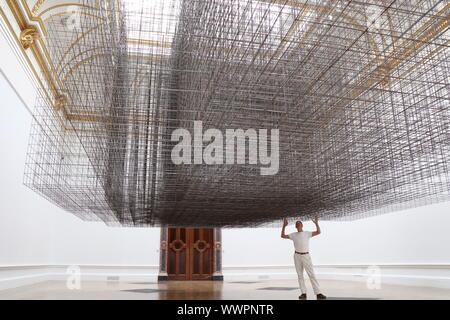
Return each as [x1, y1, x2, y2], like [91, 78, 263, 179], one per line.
[281, 217, 327, 300]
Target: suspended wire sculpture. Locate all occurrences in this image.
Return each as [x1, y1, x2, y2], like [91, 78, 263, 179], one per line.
[25, 0, 450, 227]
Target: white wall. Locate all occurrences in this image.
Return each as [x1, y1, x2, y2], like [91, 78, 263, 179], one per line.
[221, 207, 450, 287]
[311, 206, 450, 265]
[50, 216, 160, 266]
[223, 205, 450, 267]
[0, 72, 161, 267]
[0, 68, 161, 288]
[0, 72, 55, 266]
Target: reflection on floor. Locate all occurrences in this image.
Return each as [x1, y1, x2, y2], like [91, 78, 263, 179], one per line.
[1, 279, 450, 300]
[258, 287, 298, 291]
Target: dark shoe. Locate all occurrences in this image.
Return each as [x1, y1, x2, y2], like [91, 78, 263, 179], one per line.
[299, 294, 307, 300]
[316, 293, 327, 300]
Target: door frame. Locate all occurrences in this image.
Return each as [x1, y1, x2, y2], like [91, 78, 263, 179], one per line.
[158, 227, 223, 281]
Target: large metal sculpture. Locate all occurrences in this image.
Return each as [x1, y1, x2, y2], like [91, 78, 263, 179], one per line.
[24, 0, 449, 227]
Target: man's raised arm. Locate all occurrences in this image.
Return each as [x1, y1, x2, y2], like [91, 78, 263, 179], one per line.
[281, 219, 290, 239]
[312, 217, 321, 237]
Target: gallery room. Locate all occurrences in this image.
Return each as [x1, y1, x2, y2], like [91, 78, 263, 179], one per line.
[0, 0, 449, 303]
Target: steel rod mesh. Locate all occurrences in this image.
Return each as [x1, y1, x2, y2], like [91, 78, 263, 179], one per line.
[24, 0, 450, 227]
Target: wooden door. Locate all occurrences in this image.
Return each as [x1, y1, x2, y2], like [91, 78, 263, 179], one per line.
[167, 228, 214, 280]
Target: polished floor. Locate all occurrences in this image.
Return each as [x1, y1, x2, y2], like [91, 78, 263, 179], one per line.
[1, 279, 450, 300]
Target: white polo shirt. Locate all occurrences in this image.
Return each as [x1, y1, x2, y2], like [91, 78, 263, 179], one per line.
[288, 231, 312, 253]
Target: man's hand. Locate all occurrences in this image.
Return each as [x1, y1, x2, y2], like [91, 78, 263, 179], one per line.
[281, 219, 289, 239]
[312, 217, 321, 237]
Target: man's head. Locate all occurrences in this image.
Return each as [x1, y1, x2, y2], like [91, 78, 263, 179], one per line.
[295, 220, 303, 232]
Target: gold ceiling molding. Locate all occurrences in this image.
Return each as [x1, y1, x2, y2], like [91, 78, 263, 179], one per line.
[9, 1, 63, 88]
[58, 22, 106, 69]
[31, 0, 46, 16]
[20, 0, 127, 120]
[0, 7, 69, 129]
[271, 9, 310, 60]
[16, 0, 103, 94]
[57, 47, 104, 75]
[399, 39, 449, 79]
[37, 3, 99, 18]
[55, 94, 68, 111]
[4, 0, 448, 128]
[5, 2, 173, 126]
[22, 0, 104, 39]
[5, 0, 71, 122]
[0, 8, 51, 105]
[21, 0, 52, 37]
[62, 53, 108, 82]
[8, 1, 111, 119]
[8, 0, 28, 28]
[127, 39, 173, 48]
[24, 0, 381, 93]
[42, 11, 105, 23]
[123, 5, 379, 58]
[20, 26, 39, 49]
[21, 0, 382, 69]
[14, 1, 70, 94]
[62, 54, 166, 124]
[256, 0, 382, 57]
[126, 36, 372, 64]
[318, 5, 450, 128]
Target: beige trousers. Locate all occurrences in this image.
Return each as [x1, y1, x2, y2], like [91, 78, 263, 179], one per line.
[293, 253, 321, 295]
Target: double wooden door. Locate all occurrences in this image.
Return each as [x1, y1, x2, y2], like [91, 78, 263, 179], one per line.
[167, 228, 214, 280]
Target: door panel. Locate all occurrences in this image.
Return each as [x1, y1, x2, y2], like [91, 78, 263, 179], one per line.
[190, 228, 213, 280]
[168, 228, 189, 280]
[168, 228, 213, 280]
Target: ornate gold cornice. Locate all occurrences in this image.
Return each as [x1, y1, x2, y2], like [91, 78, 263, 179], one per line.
[31, 0, 46, 16]
[5, 0, 70, 121]
[3, 0, 449, 129]
[20, 26, 39, 49]
[55, 94, 68, 111]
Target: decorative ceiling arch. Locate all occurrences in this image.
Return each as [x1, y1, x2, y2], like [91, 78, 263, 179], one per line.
[37, 3, 99, 18]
